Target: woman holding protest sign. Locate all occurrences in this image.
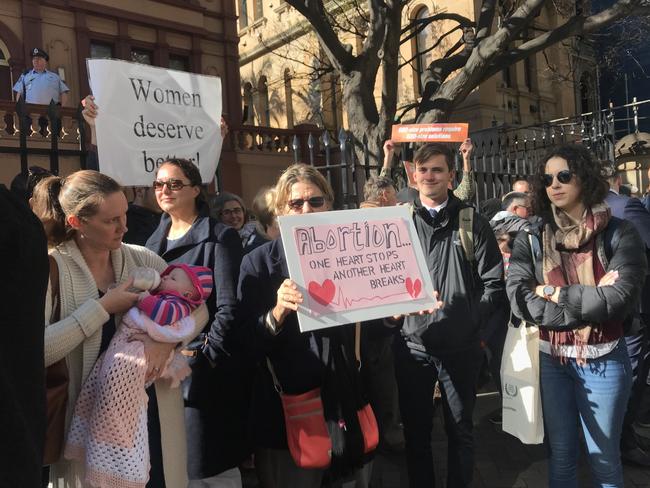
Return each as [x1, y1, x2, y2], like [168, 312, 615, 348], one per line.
[31, 168, 208, 488]
[82, 96, 248, 488]
[237, 164, 443, 488]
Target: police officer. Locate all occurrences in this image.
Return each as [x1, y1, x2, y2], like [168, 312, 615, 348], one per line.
[13, 48, 69, 105]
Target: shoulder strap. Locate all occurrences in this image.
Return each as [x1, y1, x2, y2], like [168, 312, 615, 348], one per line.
[355, 322, 361, 370]
[266, 357, 283, 393]
[48, 255, 60, 323]
[458, 206, 475, 262]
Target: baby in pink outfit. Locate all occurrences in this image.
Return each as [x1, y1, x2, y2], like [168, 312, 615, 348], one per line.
[65, 264, 213, 488]
[137, 263, 213, 326]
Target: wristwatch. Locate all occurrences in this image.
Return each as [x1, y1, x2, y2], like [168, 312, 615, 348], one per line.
[542, 285, 556, 300]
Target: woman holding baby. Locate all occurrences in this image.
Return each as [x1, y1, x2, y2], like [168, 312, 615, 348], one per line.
[32, 169, 209, 488]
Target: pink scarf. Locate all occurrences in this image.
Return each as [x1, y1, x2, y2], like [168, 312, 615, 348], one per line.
[542, 203, 611, 363]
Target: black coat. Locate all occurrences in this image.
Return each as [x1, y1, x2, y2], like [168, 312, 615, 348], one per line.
[146, 208, 249, 478]
[402, 193, 505, 355]
[238, 239, 365, 450]
[506, 217, 647, 330]
[123, 204, 161, 246]
[0, 185, 48, 488]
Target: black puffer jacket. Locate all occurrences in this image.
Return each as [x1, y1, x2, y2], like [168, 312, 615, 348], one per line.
[506, 217, 647, 330]
[402, 192, 505, 355]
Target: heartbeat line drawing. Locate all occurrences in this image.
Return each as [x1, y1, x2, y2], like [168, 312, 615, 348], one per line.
[308, 277, 422, 309]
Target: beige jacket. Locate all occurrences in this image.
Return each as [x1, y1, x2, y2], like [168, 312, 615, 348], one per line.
[45, 239, 208, 488]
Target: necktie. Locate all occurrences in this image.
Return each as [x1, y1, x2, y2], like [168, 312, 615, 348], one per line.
[429, 208, 438, 220]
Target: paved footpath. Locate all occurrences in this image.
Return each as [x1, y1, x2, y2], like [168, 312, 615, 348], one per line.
[243, 388, 650, 487]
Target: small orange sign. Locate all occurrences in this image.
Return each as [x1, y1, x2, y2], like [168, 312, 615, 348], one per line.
[391, 123, 469, 143]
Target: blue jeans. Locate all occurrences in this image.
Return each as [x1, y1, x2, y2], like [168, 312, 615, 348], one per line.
[540, 339, 632, 488]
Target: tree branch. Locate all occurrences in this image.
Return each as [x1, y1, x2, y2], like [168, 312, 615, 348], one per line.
[398, 25, 462, 69]
[479, 0, 650, 84]
[400, 12, 473, 40]
[475, 0, 498, 42]
[285, 0, 357, 72]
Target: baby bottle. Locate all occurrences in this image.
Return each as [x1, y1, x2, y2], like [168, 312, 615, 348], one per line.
[130, 267, 161, 291]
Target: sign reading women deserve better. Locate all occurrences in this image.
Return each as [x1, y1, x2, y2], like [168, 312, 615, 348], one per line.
[87, 59, 222, 185]
[279, 206, 436, 332]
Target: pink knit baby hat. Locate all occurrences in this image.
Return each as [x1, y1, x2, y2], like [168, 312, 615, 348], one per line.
[161, 264, 213, 303]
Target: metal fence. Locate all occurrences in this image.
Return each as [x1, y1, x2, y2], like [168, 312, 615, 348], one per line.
[283, 98, 649, 208]
[0, 99, 87, 178]
[4, 96, 648, 208]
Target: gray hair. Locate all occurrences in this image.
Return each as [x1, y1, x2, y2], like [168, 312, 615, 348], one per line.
[363, 176, 396, 203]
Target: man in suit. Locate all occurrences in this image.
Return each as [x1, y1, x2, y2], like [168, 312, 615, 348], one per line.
[605, 164, 650, 466]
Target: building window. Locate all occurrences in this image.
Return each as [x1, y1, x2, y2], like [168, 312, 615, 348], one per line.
[0, 39, 11, 100]
[256, 76, 270, 126]
[90, 41, 114, 59]
[413, 7, 435, 95]
[502, 67, 512, 88]
[239, 0, 249, 28]
[243, 82, 254, 124]
[284, 69, 294, 128]
[131, 48, 153, 65]
[169, 54, 189, 72]
[253, 0, 263, 21]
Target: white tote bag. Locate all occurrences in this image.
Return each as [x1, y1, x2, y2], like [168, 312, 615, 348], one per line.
[500, 320, 544, 444]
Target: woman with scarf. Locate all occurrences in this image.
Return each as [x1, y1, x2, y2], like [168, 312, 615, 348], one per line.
[506, 144, 647, 487]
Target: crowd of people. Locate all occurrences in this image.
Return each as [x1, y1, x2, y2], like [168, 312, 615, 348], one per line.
[3, 95, 650, 488]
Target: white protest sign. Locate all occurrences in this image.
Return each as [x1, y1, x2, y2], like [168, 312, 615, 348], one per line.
[279, 206, 436, 332]
[87, 59, 222, 185]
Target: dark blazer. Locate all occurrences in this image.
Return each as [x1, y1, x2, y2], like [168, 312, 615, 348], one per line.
[238, 239, 360, 449]
[605, 190, 650, 316]
[0, 186, 48, 488]
[146, 207, 248, 478]
[605, 190, 650, 249]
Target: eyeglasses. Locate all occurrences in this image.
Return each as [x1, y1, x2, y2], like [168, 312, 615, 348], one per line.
[221, 207, 244, 217]
[153, 179, 192, 191]
[287, 196, 326, 210]
[542, 170, 573, 188]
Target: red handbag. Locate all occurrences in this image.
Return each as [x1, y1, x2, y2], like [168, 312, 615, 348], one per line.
[265, 322, 378, 469]
[267, 359, 332, 468]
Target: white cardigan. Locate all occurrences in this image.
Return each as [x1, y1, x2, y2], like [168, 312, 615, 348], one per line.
[45, 239, 207, 488]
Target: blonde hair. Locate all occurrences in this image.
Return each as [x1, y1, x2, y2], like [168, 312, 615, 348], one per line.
[251, 187, 277, 237]
[274, 164, 334, 216]
[31, 170, 121, 246]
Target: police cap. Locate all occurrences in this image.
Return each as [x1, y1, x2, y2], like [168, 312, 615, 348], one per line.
[31, 48, 49, 61]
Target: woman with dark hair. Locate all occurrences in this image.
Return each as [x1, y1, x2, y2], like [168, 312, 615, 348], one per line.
[507, 144, 647, 487]
[145, 158, 247, 488]
[31, 170, 208, 488]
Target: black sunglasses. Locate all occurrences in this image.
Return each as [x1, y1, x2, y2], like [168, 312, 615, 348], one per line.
[153, 179, 192, 191]
[542, 170, 573, 188]
[287, 196, 326, 210]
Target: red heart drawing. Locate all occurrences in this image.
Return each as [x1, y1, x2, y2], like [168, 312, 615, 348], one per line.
[308, 279, 336, 306]
[405, 277, 422, 299]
